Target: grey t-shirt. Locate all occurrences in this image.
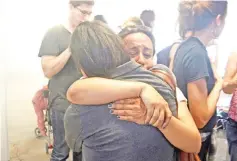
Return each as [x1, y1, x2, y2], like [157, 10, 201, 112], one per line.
[64, 61, 177, 161]
[38, 25, 81, 112]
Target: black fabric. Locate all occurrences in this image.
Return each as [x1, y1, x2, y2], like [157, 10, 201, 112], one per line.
[199, 135, 211, 161]
[38, 25, 81, 111]
[156, 42, 181, 67]
[156, 45, 173, 67]
[173, 37, 216, 132]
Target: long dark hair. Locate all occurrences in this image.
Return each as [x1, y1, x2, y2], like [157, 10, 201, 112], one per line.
[70, 21, 130, 78]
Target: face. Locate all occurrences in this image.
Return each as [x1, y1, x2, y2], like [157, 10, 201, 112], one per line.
[123, 33, 154, 69]
[70, 3, 93, 26]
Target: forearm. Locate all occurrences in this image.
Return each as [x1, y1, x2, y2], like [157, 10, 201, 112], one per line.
[67, 78, 148, 105]
[42, 48, 71, 78]
[206, 83, 222, 120]
[223, 74, 237, 94]
[159, 117, 201, 153]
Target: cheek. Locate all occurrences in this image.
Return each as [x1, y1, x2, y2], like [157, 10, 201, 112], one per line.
[131, 56, 139, 62]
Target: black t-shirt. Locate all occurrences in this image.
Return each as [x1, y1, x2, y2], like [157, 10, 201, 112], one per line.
[173, 37, 216, 132]
[156, 45, 173, 67]
[38, 25, 81, 112]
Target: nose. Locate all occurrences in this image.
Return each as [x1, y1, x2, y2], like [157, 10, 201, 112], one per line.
[136, 52, 145, 66]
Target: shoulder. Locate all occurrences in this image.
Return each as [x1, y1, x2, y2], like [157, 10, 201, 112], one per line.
[43, 25, 65, 38]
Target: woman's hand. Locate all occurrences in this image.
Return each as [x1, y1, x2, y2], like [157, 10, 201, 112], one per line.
[109, 85, 172, 129]
[110, 98, 147, 125]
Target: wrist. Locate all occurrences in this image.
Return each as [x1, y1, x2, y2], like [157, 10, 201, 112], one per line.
[214, 83, 223, 92]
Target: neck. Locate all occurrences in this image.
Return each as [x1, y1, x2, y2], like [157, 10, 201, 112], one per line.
[193, 30, 212, 46]
[64, 18, 77, 33]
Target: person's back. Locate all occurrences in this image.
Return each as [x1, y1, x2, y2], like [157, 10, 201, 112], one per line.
[65, 62, 177, 161]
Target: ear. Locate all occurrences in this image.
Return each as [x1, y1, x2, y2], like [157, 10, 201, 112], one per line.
[215, 15, 222, 26]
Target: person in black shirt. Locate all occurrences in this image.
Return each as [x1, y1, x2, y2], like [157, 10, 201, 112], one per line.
[94, 15, 107, 24]
[140, 10, 155, 31]
[158, 1, 228, 161]
[38, 0, 94, 160]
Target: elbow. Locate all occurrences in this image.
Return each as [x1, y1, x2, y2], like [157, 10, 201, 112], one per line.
[44, 72, 52, 79]
[182, 131, 202, 153]
[42, 68, 53, 79]
[66, 86, 84, 104]
[192, 133, 202, 153]
[194, 116, 209, 129]
[66, 87, 76, 103]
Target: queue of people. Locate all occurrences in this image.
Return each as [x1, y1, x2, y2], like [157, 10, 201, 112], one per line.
[37, 0, 237, 161]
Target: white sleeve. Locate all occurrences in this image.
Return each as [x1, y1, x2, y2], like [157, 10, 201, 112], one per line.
[176, 87, 187, 102]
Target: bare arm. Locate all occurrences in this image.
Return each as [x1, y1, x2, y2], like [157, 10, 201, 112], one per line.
[188, 79, 222, 129]
[112, 97, 201, 153]
[159, 101, 201, 153]
[67, 78, 143, 104]
[223, 52, 237, 94]
[41, 48, 71, 78]
[68, 78, 200, 152]
[67, 77, 172, 126]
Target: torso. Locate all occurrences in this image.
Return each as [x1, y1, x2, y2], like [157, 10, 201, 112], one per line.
[39, 25, 81, 111]
[65, 62, 177, 161]
[173, 37, 216, 132]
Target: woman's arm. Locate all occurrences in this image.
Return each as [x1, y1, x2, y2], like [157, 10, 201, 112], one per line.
[67, 77, 172, 126]
[159, 101, 201, 153]
[67, 78, 143, 105]
[223, 52, 237, 94]
[113, 98, 201, 153]
[187, 78, 222, 129]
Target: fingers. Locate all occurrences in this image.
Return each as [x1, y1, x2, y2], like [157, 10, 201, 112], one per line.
[149, 108, 160, 125]
[115, 98, 138, 104]
[111, 109, 134, 116]
[162, 108, 172, 129]
[145, 107, 154, 124]
[111, 104, 135, 110]
[117, 116, 134, 122]
[153, 109, 164, 128]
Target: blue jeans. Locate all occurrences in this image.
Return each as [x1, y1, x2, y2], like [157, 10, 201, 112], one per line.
[51, 108, 82, 161]
[226, 118, 237, 161]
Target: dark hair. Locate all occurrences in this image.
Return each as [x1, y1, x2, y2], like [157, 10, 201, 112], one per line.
[69, 0, 94, 7]
[94, 15, 107, 24]
[178, 0, 228, 38]
[119, 25, 156, 54]
[70, 21, 130, 78]
[140, 10, 155, 28]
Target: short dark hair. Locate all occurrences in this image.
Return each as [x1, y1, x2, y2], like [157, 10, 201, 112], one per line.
[140, 10, 155, 28]
[94, 15, 107, 24]
[178, 0, 228, 38]
[119, 25, 156, 54]
[69, 0, 94, 7]
[70, 21, 130, 78]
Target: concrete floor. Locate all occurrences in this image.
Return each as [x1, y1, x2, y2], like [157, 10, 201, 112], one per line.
[6, 71, 72, 161]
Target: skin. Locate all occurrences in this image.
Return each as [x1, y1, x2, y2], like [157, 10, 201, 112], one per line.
[123, 32, 154, 70]
[223, 52, 237, 94]
[66, 32, 201, 153]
